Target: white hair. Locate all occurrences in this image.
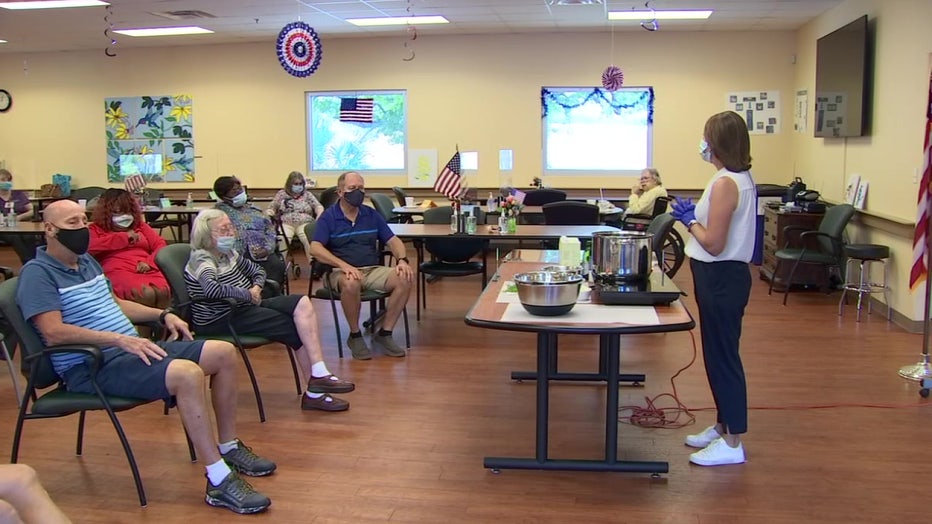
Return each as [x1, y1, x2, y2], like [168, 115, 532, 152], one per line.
[190, 208, 228, 250]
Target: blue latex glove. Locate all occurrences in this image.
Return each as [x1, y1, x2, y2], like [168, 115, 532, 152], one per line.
[676, 207, 697, 228]
[671, 196, 695, 214]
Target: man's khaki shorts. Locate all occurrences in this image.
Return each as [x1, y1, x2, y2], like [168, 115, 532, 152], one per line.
[326, 265, 393, 292]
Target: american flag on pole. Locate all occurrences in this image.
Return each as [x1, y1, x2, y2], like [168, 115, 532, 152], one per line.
[339, 97, 374, 123]
[909, 72, 932, 291]
[433, 151, 462, 200]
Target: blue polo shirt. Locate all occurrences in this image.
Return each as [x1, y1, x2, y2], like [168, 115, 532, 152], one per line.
[17, 247, 137, 376]
[313, 202, 395, 267]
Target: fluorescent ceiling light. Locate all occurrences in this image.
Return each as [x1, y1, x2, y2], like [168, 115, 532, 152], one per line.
[609, 10, 713, 21]
[0, 1, 109, 9]
[346, 15, 449, 27]
[0, 39, 6, 43]
[113, 26, 214, 37]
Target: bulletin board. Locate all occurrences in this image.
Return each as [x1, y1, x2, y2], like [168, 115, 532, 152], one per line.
[726, 90, 781, 135]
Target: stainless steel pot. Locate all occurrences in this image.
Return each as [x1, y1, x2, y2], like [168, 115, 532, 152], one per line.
[590, 231, 653, 282]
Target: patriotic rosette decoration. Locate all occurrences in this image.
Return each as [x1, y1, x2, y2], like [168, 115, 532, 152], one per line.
[276, 21, 322, 78]
[602, 65, 624, 91]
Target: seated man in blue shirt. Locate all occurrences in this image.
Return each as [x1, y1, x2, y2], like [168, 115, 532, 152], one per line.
[309, 171, 414, 360]
[16, 199, 275, 515]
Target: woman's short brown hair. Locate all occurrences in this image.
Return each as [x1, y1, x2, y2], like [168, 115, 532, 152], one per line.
[704, 111, 752, 172]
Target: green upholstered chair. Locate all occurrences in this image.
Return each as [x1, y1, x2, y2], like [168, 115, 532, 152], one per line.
[155, 243, 302, 423]
[769, 203, 856, 305]
[0, 277, 195, 507]
[646, 212, 686, 278]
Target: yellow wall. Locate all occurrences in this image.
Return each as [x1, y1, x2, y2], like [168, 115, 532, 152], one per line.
[794, 0, 932, 321]
[0, 30, 796, 192]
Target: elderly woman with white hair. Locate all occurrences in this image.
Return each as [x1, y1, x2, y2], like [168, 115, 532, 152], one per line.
[185, 209, 354, 412]
[625, 167, 668, 216]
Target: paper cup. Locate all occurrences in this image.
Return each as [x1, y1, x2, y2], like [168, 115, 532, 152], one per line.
[77, 199, 87, 209]
[405, 197, 415, 207]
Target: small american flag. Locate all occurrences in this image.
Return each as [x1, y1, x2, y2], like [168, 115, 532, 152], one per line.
[124, 174, 146, 194]
[909, 71, 932, 291]
[434, 151, 462, 200]
[339, 97, 374, 123]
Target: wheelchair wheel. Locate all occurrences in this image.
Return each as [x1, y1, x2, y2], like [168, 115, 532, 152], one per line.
[659, 228, 686, 278]
[292, 264, 301, 279]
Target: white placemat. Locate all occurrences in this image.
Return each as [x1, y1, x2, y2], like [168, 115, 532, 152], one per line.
[499, 303, 660, 325]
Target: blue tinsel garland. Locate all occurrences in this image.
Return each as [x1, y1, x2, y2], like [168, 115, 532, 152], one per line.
[541, 87, 654, 124]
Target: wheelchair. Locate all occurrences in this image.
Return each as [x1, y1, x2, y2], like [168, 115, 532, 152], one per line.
[619, 196, 686, 278]
[274, 218, 305, 283]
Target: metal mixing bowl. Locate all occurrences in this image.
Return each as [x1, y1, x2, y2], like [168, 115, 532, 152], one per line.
[513, 271, 583, 316]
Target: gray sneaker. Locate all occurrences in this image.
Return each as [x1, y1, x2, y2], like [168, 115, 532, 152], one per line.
[347, 335, 372, 360]
[372, 334, 406, 357]
[205, 471, 271, 514]
[221, 439, 276, 477]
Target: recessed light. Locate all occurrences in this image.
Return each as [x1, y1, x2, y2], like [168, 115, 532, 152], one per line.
[346, 15, 449, 27]
[113, 26, 214, 37]
[609, 10, 713, 21]
[0, 1, 109, 9]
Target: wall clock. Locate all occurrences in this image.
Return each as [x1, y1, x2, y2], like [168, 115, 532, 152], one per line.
[0, 90, 11, 112]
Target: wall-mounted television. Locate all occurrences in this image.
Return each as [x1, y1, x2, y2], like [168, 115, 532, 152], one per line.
[814, 15, 870, 138]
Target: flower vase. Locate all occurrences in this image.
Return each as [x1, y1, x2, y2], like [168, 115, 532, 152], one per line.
[506, 216, 518, 233]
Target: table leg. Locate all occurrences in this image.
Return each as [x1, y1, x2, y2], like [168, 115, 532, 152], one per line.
[510, 334, 645, 384]
[484, 332, 667, 474]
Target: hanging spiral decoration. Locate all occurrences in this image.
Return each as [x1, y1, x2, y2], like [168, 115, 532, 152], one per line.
[275, 21, 322, 77]
[103, 4, 117, 57]
[602, 65, 624, 91]
[402, 0, 417, 61]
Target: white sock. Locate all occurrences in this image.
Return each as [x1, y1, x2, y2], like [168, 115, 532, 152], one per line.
[311, 361, 331, 378]
[206, 459, 233, 486]
[217, 439, 239, 455]
[306, 391, 324, 399]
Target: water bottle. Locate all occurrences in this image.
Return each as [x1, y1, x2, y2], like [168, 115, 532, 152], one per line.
[559, 236, 582, 268]
[487, 192, 497, 213]
[186, 192, 194, 208]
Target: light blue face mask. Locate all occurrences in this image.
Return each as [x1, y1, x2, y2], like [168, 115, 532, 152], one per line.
[216, 235, 236, 252]
[291, 184, 305, 195]
[0, 182, 12, 191]
[230, 191, 248, 207]
[699, 139, 713, 163]
[112, 214, 134, 229]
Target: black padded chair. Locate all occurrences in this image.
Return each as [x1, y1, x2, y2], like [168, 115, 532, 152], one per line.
[621, 196, 671, 232]
[319, 186, 340, 209]
[145, 194, 187, 242]
[523, 189, 567, 206]
[0, 277, 195, 507]
[392, 186, 408, 208]
[768, 203, 856, 305]
[304, 222, 410, 357]
[646, 213, 685, 278]
[155, 243, 302, 423]
[417, 206, 487, 321]
[68, 186, 106, 203]
[542, 201, 600, 225]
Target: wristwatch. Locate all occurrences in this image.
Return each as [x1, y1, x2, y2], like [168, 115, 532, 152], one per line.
[159, 308, 176, 325]
[398, 257, 410, 264]
[687, 219, 699, 230]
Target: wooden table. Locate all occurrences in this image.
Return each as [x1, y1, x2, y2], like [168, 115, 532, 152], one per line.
[0, 222, 46, 235]
[389, 223, 618, 240]
[392, 205, 623, 221]
[465, 258, 694, 475]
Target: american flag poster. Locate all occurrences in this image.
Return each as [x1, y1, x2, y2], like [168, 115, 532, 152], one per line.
[433, 151, 462, 199]
[339, 97, 374, 123]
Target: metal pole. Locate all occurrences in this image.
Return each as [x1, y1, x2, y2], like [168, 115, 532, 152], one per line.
[899, 195, 932, 381]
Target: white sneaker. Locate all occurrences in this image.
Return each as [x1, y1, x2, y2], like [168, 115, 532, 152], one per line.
[689, 437, 746, 466]
[684, 425, 721, 448]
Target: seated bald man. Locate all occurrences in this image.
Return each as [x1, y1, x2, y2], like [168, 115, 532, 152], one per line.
[309, 171, 413, 360]
[15, 199, 274, 515]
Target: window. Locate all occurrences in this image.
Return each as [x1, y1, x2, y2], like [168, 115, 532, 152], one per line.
[306, 90, 407, 173]
[541, 87, 654, 175]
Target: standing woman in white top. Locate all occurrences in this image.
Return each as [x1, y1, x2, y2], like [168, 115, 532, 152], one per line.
[672, 110, 757, 467]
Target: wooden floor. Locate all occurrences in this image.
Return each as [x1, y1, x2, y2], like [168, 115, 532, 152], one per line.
[0, 248, 930, 523]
